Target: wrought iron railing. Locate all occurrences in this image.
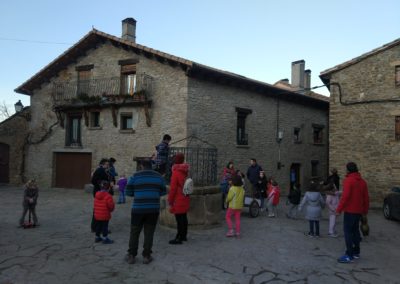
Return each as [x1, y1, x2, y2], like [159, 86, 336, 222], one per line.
[52, 74, 154, 104]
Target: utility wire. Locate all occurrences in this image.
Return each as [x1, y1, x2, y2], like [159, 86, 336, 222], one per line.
[0, 37, 72, 45]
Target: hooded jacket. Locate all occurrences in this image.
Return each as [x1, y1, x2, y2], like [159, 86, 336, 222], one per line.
[94, 190, 115, 221]
[226, 185, 245, 210]
[299, 191, 325, 221]
[168, 163, 190, 214]
[336, 172, 369, 215]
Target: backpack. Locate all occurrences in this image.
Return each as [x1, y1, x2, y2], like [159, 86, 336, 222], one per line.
[183, 177, 194, 196]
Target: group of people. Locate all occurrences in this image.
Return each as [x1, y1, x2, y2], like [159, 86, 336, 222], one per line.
[18, 131, 369, 265]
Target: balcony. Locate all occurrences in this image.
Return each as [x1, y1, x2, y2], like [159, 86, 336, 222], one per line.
[51, 74, 154, 107]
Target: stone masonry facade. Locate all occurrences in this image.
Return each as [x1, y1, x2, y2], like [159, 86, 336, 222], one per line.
[322, 42, 400, 203]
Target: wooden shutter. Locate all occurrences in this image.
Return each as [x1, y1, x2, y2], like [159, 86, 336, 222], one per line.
[396, 116, 400, 140]
[121, 64, 136, 73]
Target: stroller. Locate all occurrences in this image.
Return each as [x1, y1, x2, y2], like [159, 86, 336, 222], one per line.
[243, 188, 262, 218]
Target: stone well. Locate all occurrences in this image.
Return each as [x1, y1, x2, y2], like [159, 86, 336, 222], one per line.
[159, 185, 222, 229]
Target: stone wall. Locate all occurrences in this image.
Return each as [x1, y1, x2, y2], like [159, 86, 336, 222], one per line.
[25, 41, 189, 187]
[0, 108, 30, 185]
[328, 44, 400, 203]
[187, 78, 328, 195]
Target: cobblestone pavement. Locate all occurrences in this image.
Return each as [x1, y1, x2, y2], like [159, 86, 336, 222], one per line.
[1, 185, 400, 284]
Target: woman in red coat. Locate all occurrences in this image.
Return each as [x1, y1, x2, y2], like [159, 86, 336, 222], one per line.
[168, 153, 190, 244]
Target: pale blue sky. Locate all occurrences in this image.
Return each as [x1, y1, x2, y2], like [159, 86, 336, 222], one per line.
[0, 0, 399, 116]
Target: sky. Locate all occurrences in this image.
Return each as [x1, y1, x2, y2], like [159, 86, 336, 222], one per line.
[0, 0, 399, 118]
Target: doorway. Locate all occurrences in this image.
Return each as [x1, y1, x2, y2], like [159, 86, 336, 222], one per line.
[0, 143, 10, 183]
[289, 163, 301, 191]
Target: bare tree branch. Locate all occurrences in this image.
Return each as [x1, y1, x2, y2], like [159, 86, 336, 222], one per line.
[0, 100, 12, 121]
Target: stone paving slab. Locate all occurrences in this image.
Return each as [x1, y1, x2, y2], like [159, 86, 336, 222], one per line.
[1, 186, 400, 284]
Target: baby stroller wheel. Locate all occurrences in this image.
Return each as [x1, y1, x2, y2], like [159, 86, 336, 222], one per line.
[249, 200, 260, 218]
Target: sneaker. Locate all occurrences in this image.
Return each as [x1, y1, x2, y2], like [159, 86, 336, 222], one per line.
[304, 232, 314, 238]
[181, 237, 188, 242]
[125, 254, 136, 264]
[169, 239, 182, 245]
[235, 232, 241, 238]
[102, 238, 114, 244]
[328, 233, 338, 238]
[337, 255, 354, 263]
[226, 230, 235, 237]
[95, 236, 103, 243]
[143, 255, 153, 264]
[353, 254, 360, 259]
[268, 214, 275, 218]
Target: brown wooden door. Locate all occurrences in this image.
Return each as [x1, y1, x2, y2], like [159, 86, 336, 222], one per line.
[55, 152, 91, 189]
[0, 143, 10, 183]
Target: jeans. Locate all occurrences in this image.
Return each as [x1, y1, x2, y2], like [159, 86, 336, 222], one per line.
[95, 220, 109, 238]
[309, 220, 320, 236]
[19, 205, 38, 225]
[118, 191, 126, 203]
[174, 213, 188, 240]
[343, 212, 361, 257]
[225, 208, 241, 233]
[128, 213, 159, 257]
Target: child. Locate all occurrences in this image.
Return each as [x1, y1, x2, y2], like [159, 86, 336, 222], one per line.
[267, 180, 280, 217]
[298, 181, 325, 237]
[19, 180, 39, 227]
[325, 183, 340, 237]
[225, 175, 245, 238]
[117, 174, 127, 204]
[286, 183, 301, 219]
[94, 180, 115, 244]
[256, 171, 268, 211]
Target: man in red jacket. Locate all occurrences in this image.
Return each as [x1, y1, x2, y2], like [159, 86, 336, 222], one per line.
[336, 162, 369, 263]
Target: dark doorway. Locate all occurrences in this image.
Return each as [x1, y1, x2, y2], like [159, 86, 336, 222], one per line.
[290, 163, 301, 190]
[55, 152, 92, 189]
[0, 143, 10, 183]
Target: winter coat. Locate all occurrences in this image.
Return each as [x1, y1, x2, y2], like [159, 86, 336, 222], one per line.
[327, 173, 340, 190]
[326, 192, 339, 215]
[23, 186, 39, 207]
[226, 185, 245, 210]
[267, 186, 281, 206]
[299, 191, 325, 221]
[246, 164, 263, 185]
[336, 172, 369, 215]
[168, 163, 190, 214]
[288, 187, 301, 205]
[117, 177, 127, 192]
[256, 177, 267, 198]
[221, 167, 235, 182]
[94, 190, 115, 221]
[91, 166, 110, 197]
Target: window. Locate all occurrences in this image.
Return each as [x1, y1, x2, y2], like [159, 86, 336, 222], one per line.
[311, 160, 319, 177]
[312, 124, 324, 144]
[396, 66, 400, 87]
[90, 112, 100, 128]
[236, 107, 252, 145]
[76, 65, 93, 96]
[121, 64, 137, 95]
[66, 114, 82, 146]
[121, 113, 133, 130]
[294, 127, 301, 143]
[396, 116, 400, 141]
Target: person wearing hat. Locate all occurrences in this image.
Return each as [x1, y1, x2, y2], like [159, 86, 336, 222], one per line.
[336, 162, 369, 263]
[168, 153, 190, 244]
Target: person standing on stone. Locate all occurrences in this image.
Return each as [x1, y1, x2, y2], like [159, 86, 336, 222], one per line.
[125, 159, 167, 265]
[19, 180, 39, 227]
[220, 161, 235, 210]
[336, 162, 369, 264]
[246, 158, 263, 197]
[168, 153, 190, 244]
[154, 134, 172, 176]
[298, 181, 325, 237]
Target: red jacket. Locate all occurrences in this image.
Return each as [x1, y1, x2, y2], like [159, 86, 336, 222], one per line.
[336, 172, 369, 215]
[168, 163, 190, 214]
[94, 190, 115, 221]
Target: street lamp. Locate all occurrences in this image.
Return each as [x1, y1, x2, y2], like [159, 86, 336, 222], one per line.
[14, 100, 23, 112]
[277, 129, 284, 169]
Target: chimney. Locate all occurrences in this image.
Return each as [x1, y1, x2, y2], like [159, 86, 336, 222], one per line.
[122, 18, 136, 43]
[291, 60, 305, 90]
[304, 69, 311, 90]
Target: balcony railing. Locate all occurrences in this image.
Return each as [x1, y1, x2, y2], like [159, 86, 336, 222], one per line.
[52, 74, 154, 105]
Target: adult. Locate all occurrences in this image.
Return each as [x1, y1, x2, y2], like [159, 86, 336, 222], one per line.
[336, 162, 369, 263]
[168, 153, 190, 244]
[246, 158, 263, 197]
[19, 180, 39, 227]
[91, 159, 110, 232]
[326, 168, 340, 190]
[154, 134, 172, 175]
[108, 157, 118, 184]
[220, 161, 236, 210]
[125, 159, 167, 265]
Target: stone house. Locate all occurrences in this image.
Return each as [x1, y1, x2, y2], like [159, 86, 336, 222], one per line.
[14, 18, 329, 192]
[320, 38, 400, 203]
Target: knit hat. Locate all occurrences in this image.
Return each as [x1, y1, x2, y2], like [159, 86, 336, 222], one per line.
[174, 153, 185, 164]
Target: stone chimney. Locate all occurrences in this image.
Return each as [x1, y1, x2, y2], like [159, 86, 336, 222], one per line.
[122, 18, 136, 43]
[304, 69, 311, 90]
[291, 60, 305, 90]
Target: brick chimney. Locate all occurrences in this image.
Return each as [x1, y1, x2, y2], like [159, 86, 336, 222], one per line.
[304, 69, 311, 90]
[291, 60, 305, 90]
[122, 18, 136, 43]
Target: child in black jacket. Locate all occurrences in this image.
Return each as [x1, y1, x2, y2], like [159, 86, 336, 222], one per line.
[19, 180, 39, 227]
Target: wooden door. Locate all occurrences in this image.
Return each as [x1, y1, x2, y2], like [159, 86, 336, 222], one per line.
[55, 152, 91, 189]
[0, 143, 10, 183]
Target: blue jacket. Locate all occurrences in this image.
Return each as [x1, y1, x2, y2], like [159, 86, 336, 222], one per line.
[247, 164, 263, 185]
[126, 170, 167, 214]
